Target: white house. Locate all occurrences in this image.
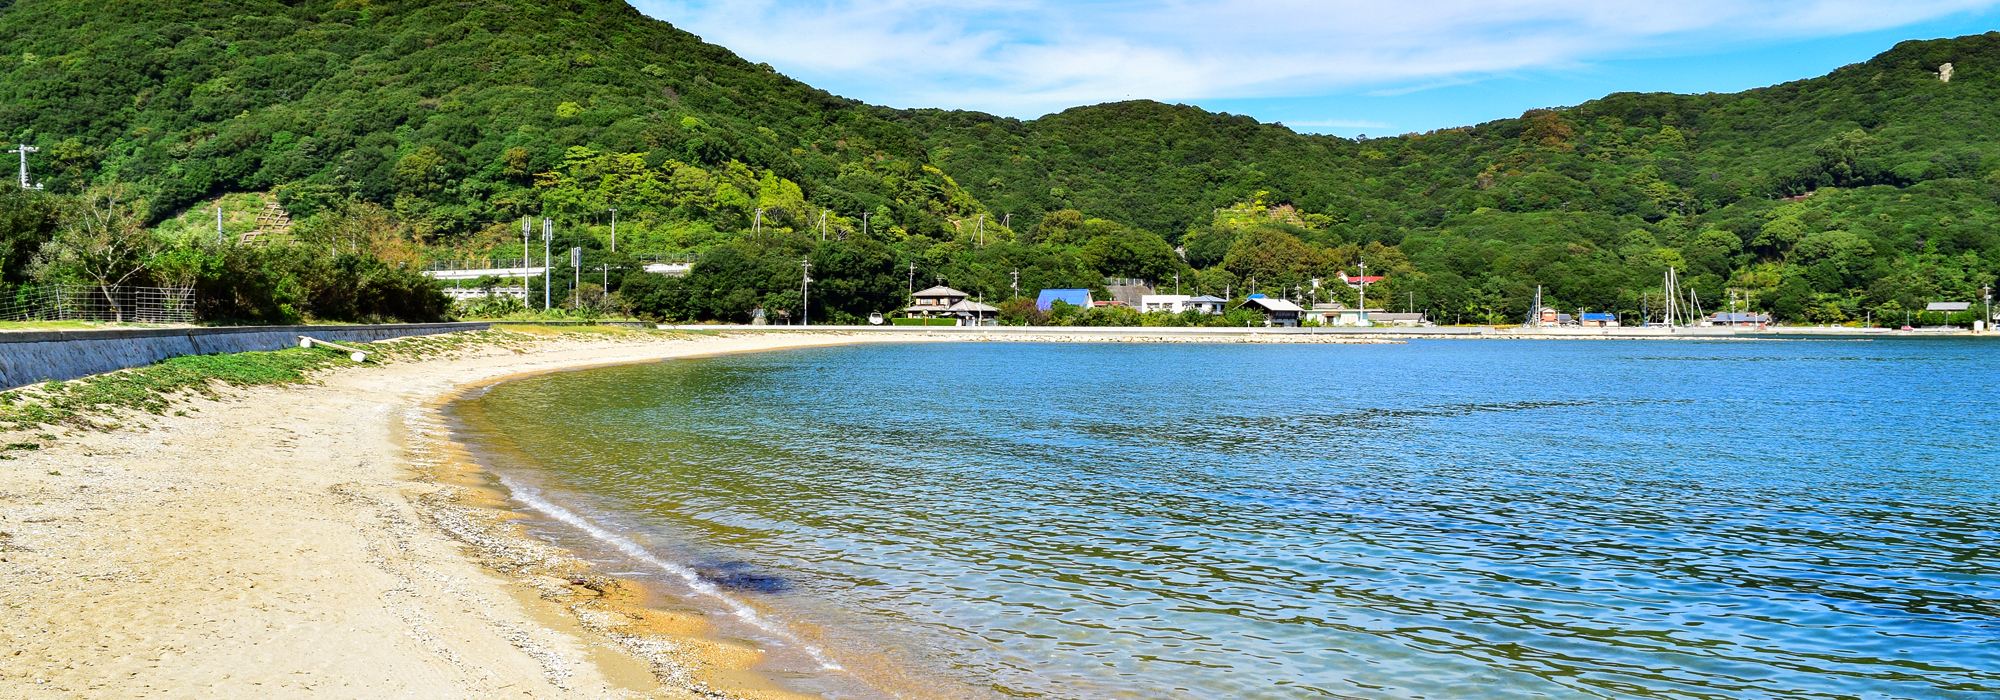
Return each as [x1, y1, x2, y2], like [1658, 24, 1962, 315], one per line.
[1186, 295, 1226, 315]
[1139, 294, 1192, 313]
[1308, 303, 1387, 326]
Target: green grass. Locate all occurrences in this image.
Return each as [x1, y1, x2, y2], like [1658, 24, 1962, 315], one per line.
[0, 326, 720, 431]
[0, 346, 345, 430]
[891, 318, 960, 326]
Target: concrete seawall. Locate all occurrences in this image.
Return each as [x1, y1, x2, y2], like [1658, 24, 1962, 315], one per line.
[0, 323, 489, 390]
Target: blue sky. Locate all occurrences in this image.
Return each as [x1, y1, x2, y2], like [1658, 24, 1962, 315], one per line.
[629, 1, 2000, 136]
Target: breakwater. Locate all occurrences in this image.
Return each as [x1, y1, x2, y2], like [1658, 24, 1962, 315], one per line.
[0, 322, 488, 390]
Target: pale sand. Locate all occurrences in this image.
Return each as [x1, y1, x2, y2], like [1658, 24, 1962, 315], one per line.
[0, 330, 933, 699]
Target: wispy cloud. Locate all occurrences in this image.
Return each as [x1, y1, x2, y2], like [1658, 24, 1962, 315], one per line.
[630, 0, 2000, 117]
[1282, 120, 1393, 129]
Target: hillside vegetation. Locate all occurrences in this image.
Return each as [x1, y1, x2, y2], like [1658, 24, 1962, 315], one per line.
[0, 0, 1993, 325]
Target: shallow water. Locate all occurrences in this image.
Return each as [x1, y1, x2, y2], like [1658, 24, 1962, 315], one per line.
[459, 339, 2000, 699]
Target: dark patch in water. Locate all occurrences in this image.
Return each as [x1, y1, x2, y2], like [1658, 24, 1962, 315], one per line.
[697, 560, 790, 593]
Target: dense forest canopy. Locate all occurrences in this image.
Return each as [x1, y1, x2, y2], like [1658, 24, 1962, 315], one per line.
[0, 0, 1994, 325]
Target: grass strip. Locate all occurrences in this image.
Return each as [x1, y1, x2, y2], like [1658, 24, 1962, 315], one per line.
[0, 347, 345, 430]
[0, 326, 721, 431]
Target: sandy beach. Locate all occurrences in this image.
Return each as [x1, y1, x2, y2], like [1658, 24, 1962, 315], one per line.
[0, 329, 926, 699]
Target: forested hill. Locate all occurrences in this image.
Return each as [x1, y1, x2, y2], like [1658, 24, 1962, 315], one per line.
[908, 33, 2000, 240]
[0, 0, 968, 232]
[0, 0, 1994, 326]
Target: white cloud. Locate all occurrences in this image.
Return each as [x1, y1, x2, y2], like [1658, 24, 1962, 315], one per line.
[629, 0, 2000, 117]
[1283, 120, 1392, 128]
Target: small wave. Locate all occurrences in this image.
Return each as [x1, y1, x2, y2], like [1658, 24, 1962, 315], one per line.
[499, 475, 846, 671]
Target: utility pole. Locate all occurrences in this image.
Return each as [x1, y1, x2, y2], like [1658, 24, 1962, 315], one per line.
[1985, 286, 1993, 332]
[542, 218, 552, 311]
[1532, 286, 1543, 327]
[907, 262, 915, 303]
[1174, 272, 1181, 295]
[608, 208, 618, 253]
[571, 247, 581, 309]
[1358, 259, 1368, 325]
[863, 212, 872, 239]
[522, 217, 531, 286]
[800, 257, 813, 327]
[1010, 269, 1019, 299]
[7, 144, 40, 190]
[216, 204, 224, 244]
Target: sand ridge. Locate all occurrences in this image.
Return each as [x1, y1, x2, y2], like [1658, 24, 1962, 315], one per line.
[0, 330, 927, 699]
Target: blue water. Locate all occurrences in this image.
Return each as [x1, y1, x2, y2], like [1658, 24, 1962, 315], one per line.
[460, 339, 2000, 699]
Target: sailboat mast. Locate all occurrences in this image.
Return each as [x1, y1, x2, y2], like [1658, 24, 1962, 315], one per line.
[1664, 267, 1677, 330]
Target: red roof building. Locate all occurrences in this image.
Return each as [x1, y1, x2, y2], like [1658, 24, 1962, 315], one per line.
[1335, 272, 1385, 288]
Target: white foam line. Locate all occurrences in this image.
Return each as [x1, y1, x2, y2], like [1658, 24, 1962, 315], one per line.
[500, 475, 846, 671]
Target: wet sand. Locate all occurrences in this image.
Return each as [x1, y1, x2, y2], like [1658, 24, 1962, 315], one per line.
[0, 329, 927, 699]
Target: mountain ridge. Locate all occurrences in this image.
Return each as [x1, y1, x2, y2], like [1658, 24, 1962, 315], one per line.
[0, 1, 1993, 326]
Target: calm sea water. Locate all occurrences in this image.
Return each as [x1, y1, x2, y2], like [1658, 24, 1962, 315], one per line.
[455, 340, 2000, 699]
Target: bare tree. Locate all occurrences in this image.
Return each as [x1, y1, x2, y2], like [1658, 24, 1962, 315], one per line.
[32, 187, 157, 321]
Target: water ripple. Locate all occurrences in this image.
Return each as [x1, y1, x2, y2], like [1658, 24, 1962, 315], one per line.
[470, 340, 2000, 699]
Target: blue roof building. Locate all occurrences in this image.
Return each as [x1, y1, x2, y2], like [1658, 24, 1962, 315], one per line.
[1036, 289, 1093, 311]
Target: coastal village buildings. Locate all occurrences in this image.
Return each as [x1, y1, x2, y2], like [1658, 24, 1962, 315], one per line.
[1306, 303, 1380, 326]
[907, 286, 999, 325]
[1363, 312, 1429, 327]
[1335, 271, 1385, 288]
[1303, 303, 1430, 326]
[1187, 295, 1227, 315]
[1240, 297, 1305, 326]
[1138, 294, 1225, 314]
[1139, 294, 1190, 313]
[1708, 312, 1770, 327]
[1580, 312, 1618, 327]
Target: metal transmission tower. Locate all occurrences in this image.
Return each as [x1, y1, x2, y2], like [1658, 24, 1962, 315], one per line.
[541, 218, 553, 310]
[7, 144, 41, 190]
[608, 208, 618, 253]
[799, 257, 813, 327]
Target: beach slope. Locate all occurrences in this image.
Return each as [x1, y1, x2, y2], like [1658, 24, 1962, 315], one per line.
[0, 330, 903, 699]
